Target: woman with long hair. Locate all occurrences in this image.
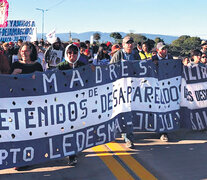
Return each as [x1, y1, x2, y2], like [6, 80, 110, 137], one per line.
[11, 42, 43, 74]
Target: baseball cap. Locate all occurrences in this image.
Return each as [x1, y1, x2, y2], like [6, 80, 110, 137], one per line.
[109, 44, 121, 55]
[201, 40, 207, 46]
[123, 36, 134, 43]
[156, 42, 166, 50]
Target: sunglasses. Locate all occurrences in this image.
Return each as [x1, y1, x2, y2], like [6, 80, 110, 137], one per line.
[68, 51, 78, 55]
[202, 56, 207, 58]
[125, 41, 134, 44]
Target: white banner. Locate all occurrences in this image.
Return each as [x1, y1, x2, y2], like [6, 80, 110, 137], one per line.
[0, 20, 37, 42]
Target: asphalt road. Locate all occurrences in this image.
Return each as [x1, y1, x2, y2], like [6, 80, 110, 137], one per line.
[1, 129, 207, 180]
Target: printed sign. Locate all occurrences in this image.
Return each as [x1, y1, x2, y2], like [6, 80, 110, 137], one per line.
[0, 20, 37, 42]
[49, 49, 63, 66]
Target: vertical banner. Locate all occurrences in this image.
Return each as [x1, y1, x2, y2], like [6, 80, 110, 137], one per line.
[0, 0, 9, 27]
[180, 64, 207, 130]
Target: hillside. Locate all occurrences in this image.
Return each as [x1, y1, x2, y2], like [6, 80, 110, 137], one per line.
[38, 31, 178, 44]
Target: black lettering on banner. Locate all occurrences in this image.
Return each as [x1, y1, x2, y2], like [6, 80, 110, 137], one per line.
[25, 108, 36, 128]
[119, 88, 125, 104]
[0, 110, 9, 130]
[145, 87, 153, 102]
[50, 105, 55, 125]
[80, 99, 87, 119]
[68, 102, 77, 122]
[56, 104, 66, 124]
[184, 86, 194, 102]
[113, 89, 118, 107]
[38, 106, 48, 127]
[195, 89, 207, 101]
[10, 108, 21, 130]
[89, 88, 98, 97]
[133, 87, 142, 102]
[101, 95, 107, 113]
[127, 86, 132, 102]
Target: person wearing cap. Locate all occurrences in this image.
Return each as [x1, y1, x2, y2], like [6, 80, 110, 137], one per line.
[110, 36, 140, 64]
[200, 40, 207, 54]
[110, 36, 140, 149]
[152, 42, 173, 142]
[152, 42, 173, 65]
[109, 44, 121, 57]
[106, 41, 112, 53]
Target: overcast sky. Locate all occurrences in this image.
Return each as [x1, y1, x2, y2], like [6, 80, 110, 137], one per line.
[7, 0, 207, 39]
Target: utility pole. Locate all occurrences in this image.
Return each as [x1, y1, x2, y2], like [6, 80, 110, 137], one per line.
[36, 8, 48, 40]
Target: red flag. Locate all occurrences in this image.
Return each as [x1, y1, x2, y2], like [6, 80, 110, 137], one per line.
[0, 0, 9, 27]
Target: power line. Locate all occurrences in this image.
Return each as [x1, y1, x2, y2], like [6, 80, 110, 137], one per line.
[47, 0, 67, 11]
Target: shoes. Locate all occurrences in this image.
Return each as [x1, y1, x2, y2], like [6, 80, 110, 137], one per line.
[126, 141, 135, 149]
[160, 134, 169, 142]
[68, 155, 77, 166]
[14, 166, 29, 171]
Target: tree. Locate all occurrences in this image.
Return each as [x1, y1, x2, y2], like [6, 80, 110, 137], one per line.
[126, 33, 147, 44]
[126, 33, 155, 51]
[110, 32, 122, 42]
[154, 37, 164, 45]
[93, 32, 101, 41]
[169, 35, 201, 57]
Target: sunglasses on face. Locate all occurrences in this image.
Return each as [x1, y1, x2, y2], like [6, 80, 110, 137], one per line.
[125, 41, 134, 44]
[202, 56, 207, 58]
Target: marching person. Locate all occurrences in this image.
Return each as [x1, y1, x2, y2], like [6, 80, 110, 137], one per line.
[57, 43, 85, 70]
[152, 42, 173, 142]
[152, 42, 173, 64]
[57, 43, 85, 166]
[139, 41, 152, 60]
[110, 36, 140, 64]
[110, 36, 140, 148]
[189, 49, 202, 64]
[109, 44, 121, 57]
[93, 43, 111, 65]
[44, 37, 64, 69]
[11, 42, 43, 75]
[11, 42, 43, 171]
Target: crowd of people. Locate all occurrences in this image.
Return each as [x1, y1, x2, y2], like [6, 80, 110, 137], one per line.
[0, 35, 206, 169]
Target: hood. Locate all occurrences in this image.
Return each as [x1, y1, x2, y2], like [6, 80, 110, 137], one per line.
[64, 44, 80, 69]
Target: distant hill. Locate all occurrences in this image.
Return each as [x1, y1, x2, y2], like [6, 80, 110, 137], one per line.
[38, 31, 178, 44]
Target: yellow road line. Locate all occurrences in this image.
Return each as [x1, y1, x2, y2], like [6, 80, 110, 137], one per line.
[106, 142, 157, 180]
[92, 145, 134, 180]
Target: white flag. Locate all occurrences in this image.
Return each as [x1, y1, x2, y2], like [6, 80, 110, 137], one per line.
[46, 28, 56, 44]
